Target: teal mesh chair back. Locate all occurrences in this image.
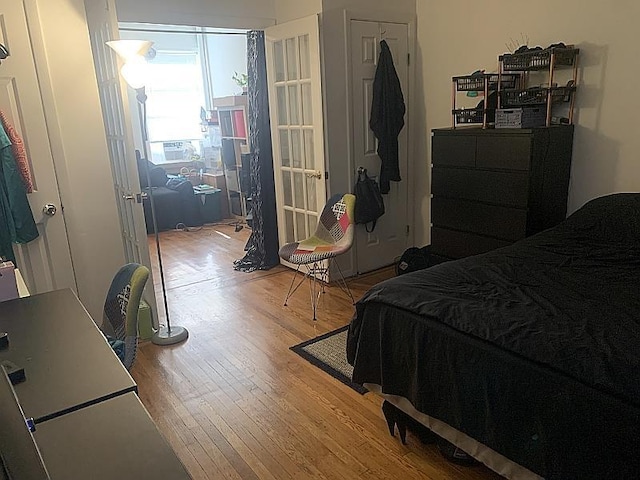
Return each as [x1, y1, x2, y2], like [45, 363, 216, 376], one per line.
[103, 263, 150, 370]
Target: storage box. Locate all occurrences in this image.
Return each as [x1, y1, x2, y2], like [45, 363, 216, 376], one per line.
[495, 107, 546, 129]
[454, 108, 484, 125]
[453, 73, 520, 91]
[0, 261, 18, 303]
[195, 187, 222, 223]
[500, 87, 575, 108]
[499, 47, 578, 71]
[137, 299, 154, 340]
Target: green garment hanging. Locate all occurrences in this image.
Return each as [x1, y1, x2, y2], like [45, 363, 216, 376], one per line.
[0, 123, 38, 264]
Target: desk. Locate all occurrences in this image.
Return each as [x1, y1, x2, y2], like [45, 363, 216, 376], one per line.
[0, 289, 137, 423]
[34, 392, 191, 479]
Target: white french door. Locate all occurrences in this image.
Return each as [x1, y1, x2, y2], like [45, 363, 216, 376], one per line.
[0, 0, 76, 293]
[351, 20, 410, 273]
[84, 0, 157, 312]
[265, 15, 327, 269]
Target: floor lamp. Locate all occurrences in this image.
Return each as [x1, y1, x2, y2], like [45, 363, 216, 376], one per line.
[107, 40, 188, 345]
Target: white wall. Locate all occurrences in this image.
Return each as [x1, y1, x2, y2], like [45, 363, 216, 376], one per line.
[115, 0, 276, 29]
[416, 0, 640, 246]
[30, 0, 126, 320]
[206, 34, 248, 97]
[323, 0, 414, 12]
[274, 0, 321, 23]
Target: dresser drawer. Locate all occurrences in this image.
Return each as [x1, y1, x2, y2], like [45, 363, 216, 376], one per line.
[431, 227, 511, 259]
[476, 135, 532, 170]
[432, 197, 527, 241]
[432, 135, 476, 167]
[431, 167, 530, 208]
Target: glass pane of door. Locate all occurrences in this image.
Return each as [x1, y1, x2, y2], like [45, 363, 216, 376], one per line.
[293, 171, 305, 209]
[286, 37, 298, 80]
[301, 83, 312, 125]
[274, 41, 285, 82]
[295, 212, 306, 241]
[303, 130, 315, 169]
[282, 170, 292, 206]
[288, 85, 300, 125]
[285, 209, 295, 242]
[279, 130, 290, 166]
[291, 129, 302, 168]
[299, 34, 310, 79]
[276, 86, 287, 125]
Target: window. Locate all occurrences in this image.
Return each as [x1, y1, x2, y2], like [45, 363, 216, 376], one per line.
[119, 25, 248, 165]
[145, 49, 205, 143]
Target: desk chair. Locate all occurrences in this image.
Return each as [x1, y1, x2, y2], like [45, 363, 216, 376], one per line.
[279, 193, 356, 320]
[102, 263, 150, 370]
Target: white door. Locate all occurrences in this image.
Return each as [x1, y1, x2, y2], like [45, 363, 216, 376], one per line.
[84, 0, 157, 311]
[0, 1, 76, 293]
[351, 21, 410, 273]
[265, 15, 327, 269]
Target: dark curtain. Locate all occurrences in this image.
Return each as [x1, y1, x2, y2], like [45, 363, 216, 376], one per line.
[234, 31, 279, 272]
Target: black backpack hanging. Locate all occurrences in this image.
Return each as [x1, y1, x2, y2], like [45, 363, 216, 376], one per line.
[353, 167, 385, 232]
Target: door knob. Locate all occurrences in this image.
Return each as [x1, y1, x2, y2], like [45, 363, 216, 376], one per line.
[305, 171, 322, 179]
[42, 204, 57, 217]
[122, 194, 135, 201]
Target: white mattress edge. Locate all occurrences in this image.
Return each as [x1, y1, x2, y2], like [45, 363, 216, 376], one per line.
[363, 383, 544, 480]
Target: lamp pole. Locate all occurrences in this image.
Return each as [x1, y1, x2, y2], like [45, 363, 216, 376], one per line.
[107, 40, 188, 345]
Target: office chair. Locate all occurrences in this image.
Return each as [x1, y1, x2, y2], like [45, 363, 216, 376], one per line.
[102, 263, 150, 370]
[279, 193, 356, 320]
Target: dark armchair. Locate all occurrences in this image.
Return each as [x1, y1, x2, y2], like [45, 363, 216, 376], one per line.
[136, 156, 203, 233]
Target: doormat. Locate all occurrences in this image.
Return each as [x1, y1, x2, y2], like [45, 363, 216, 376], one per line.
[290, 325, 367, 394]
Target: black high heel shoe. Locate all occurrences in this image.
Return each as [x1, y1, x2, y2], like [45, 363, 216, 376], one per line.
[381, 400, 407, 444]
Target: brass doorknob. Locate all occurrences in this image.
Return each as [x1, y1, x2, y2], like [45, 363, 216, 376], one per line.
[305, 171, 322, 179]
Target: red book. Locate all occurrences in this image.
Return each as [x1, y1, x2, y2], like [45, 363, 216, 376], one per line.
[232, 110, 247, 139]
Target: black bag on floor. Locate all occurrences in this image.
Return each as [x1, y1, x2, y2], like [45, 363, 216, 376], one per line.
[396, 246, 431, 275]
[354, 168, 385, 232]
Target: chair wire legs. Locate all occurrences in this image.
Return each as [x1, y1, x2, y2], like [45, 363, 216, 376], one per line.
[282, 259, 354, 321]
[332, 259, 355, 305]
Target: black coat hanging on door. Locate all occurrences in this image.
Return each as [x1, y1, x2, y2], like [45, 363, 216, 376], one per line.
[369, 39, 405, 194]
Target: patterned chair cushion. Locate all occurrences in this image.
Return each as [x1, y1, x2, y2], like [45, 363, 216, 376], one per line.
[279, 193, 355, 264]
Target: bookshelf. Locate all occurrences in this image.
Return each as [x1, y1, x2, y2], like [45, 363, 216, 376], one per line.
[212, 95, 250, 219]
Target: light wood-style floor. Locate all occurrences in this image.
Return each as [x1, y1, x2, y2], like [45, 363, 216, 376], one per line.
[138, 223, 503, 479]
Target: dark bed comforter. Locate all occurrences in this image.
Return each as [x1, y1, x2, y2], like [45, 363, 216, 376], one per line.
[347, 193, 640, 479]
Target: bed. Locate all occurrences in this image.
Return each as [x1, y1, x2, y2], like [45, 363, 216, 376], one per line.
[347, 193, 640, 479]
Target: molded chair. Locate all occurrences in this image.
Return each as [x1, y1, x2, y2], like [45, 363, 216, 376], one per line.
[279, 193, 356, 320]
[102, 263, 150, 370]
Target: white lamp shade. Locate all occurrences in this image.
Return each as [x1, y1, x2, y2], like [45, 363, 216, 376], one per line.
[120, 59, 149, 89]
[106, 40, 153, 62]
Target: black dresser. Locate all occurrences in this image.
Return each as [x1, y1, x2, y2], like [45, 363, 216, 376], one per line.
[430, 126, 574, 260]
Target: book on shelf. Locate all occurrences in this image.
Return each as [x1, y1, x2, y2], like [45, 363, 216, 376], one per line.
[232, 110, 247, 139]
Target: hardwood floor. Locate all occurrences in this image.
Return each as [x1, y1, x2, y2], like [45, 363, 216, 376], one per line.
[137, 224, 503, 479]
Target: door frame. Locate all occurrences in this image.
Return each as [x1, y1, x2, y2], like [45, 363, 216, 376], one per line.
[343, 10, 417, 254]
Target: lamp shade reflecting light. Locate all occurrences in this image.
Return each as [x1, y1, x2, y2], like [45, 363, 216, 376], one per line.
[106, 40, 153, 62]
[120, 59, 149, 89]
[106, 40, 153, 90]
